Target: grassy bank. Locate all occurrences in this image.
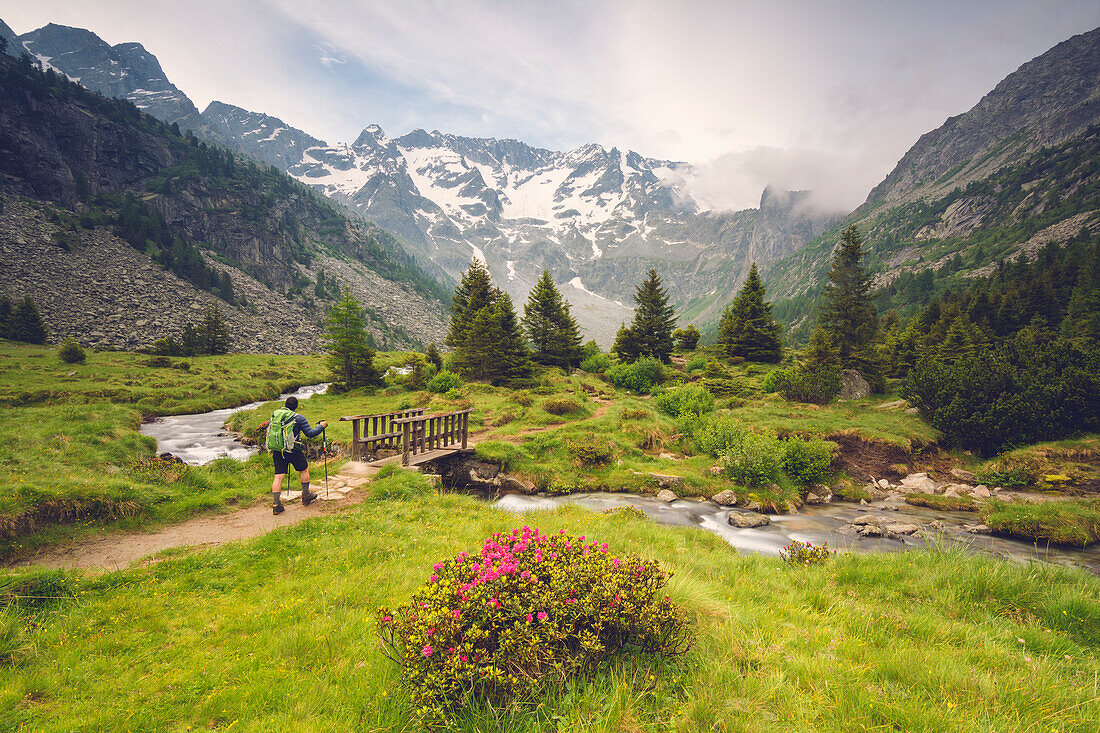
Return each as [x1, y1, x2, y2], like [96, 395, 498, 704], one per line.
[1, 484, 1098, 731]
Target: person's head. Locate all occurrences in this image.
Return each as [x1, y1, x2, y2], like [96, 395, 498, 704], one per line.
[285, 396, 298, 411]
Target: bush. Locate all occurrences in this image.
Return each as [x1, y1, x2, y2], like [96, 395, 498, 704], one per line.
[686, 356, 706, 372]
[566, 432, 616, 467]
[378, 528, 691, 721]
[654, 384, 715, 418]
[511, 390, 533, 407]
[606, 357, 665, 393]
[772, 366, 840, 404]
[620, 408, 650, 420]
[780, 540, 834, 567]
[144, 355, 172, 368]
[580, 353, 612, 374]
[902, 337, 1100, 456]
[542, 396, 584, 415]
[57, 337, 86, 364]
[719, 431, 782, 487]
[172, 360, 191, 371]
[427, 370, 463, 394]
[781, 437, 836, 486]
[686, 413, 747, 457]
[761, 370, 780, 393]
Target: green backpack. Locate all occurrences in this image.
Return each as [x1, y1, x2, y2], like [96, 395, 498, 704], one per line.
[266, 408, 298, 454]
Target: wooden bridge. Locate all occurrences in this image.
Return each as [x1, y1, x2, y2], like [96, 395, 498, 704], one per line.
[340, 408, 474, 466]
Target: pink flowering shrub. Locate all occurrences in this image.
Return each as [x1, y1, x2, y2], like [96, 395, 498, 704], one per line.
[378, 527, 691, 719]
[779, 539, 834, 567]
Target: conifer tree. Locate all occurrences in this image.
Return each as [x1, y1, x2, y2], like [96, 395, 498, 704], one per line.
[674, 325, 701, 351]
[456, 291, 531, 384]
[522, 270, 584, 368]
[425, 342, 443, 371]
[446, 259, 495, 350]
[198, 304, 231, 355]
[0, 295, 12, 340]
[717, 263, 782, 362]
[324, 290, 382, 388]
[612, 323, 641, 362]
[819, 225, 878, 362]
[11, 295, 47, 345]
[623, 269, 676, 363]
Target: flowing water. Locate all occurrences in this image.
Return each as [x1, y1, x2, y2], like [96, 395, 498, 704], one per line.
[494, 492, 1100, 572]
[139, 383, 329, 465]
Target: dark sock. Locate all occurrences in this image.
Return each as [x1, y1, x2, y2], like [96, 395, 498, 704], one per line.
[272, 490, 281, 506]
[301, 482, 310, 495]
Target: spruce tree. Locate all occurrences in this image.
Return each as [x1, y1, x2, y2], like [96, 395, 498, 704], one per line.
[624, 269, 676, 363]
[198, 304, 231, 355]
[11, 295, 47, 344]
[457, 291, 531, 384]
[820, 225, 878, 360]
[673, 325, 701, 351]
[446, 259, 495, 351]
[425, 342, 443, 371]
[717, 263, 782, 362]
[612, 323, 641, 362]
[324, 290, 382, 388]
[522, 270, 584, 369]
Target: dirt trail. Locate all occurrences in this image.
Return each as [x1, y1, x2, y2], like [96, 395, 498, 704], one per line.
[6, 475, 375, 573]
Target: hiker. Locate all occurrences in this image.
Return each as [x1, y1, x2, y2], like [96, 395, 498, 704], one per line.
[263, 396, 327, 515]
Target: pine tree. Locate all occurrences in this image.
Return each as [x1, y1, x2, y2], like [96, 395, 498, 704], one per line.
[456, 291, 531, 385]
[522, 270, 584, 369]
[446, 259, 495, 351]
[612, 323, 641, 362]
[624, 269, 676, 363]
[0, 296, 12, 340]
[11, 295, 47, 344]
[819, 225, 878, 364]
[324, 290, 382, 388]
[717, 263, 782, 362]
[673, 325, 701, 351]
[425, 342, 443, 371]
[198, 304, 230, 355]
[181, 324, 198, 357]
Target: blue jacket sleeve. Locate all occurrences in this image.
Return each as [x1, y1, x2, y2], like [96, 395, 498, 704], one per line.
[295, 413, 324, 439]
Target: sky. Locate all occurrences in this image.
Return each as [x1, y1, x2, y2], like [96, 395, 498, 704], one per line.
[2, 0, 1098, 211]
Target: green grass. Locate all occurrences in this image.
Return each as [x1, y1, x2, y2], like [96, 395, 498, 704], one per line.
[980, 499, 1100, 547]
[1, 495, 1098, 731]
[0, 341, 328, 416]
[906, 494, 979, 512]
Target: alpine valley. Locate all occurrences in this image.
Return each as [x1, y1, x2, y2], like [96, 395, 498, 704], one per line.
[0, 18, 1098, 349]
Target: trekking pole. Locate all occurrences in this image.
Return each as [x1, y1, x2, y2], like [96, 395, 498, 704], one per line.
[322, 426, 329, 499]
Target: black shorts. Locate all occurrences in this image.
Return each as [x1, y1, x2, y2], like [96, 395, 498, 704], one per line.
[273, 447, 308, 474]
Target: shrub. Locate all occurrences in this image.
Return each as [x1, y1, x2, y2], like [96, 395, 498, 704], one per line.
[686, 356, 706, 372]
[654, 384, 715, 419]
[172, 360, 191, 371]
[761, 370, 780, 393]
[606, 357, 665, 393]
[566, 432, 616, 467]
[144, 355, 172, 368]
[580, 353, 612, 374]
[781, 437, 836, 486]
[620, 408, 650, 420]
[901, 337, 1100, 456]
[57, 337, 86, 364]
[511, 390, 533, 407]
[780, 540, 834, 567]
[719, 431, 782, 487]
[688, 413, 747, 457]
[378, 528, 691, 721]
[772, 366, 840, 404]
[427, 370, 463, 394]
[542, 396, 584, 415]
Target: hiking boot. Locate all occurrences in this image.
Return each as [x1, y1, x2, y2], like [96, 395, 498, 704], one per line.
[273, 504, 285, 515]
[302, 490, 319, 506]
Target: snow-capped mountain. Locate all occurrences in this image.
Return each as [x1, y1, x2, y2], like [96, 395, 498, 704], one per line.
[279, 126, 836, 341]
[201, 101, 326, 170]
[19, 23, 204, 133]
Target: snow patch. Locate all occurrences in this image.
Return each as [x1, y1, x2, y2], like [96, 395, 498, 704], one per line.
[506, 260, 517, 281]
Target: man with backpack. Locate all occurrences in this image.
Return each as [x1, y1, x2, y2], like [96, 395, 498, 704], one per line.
[264, 395, 327, 515]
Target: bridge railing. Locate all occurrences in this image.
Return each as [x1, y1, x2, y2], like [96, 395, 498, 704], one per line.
[339, 408, 425, 461]
[393, 409, 473, 465]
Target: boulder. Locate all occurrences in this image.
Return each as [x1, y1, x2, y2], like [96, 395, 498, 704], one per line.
[728, 511, 770, 528]
[650, 473, 686, 489]
[970, 485, 992, 499]
[838, 369, 871, 400]
[846, 514, 921, 539]
[964, 523, 992, 534]
[804, 484, 832, 505]
[743, 500, 764, 512]
[950, 468, 979, 483]
[900, 473, 938, 494]
[711, 489, 738, 506]
[941, 483, 972, 496]
[501, 475, 537, 494]
[656, 489, 678, 503]
[876, 478, 890, 490]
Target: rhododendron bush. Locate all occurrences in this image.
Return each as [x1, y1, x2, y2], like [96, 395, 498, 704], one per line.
[378, 527, 691, 718]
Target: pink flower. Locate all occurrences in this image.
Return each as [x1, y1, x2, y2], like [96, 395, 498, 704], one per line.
[422, 645, 432, 657]
[613, 558, 621, 567]
[526, 613, 533, 622]
[382, 615, 392, 623]
[427, 627, 435, 636]
[452, 609, 461, 619]
[537, 611, 548, 621]
[430, 575, 438, 582]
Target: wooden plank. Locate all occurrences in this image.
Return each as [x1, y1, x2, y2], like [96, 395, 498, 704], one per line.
[351, 420, 361, 461]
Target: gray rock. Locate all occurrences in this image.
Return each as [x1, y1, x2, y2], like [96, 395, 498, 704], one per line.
[804, 484, 832, 505]
[970, 485, 992, 499]
[900, 473, 939, 494]
[710, 489, 738, 506]
[728, 511, 770, 528]
[838, 369, 871, 400]
[950, 468, 979, 483]
[650, 473, 686, 489]
[964, 523, 992, 534]
[656, 489, 678, 503]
